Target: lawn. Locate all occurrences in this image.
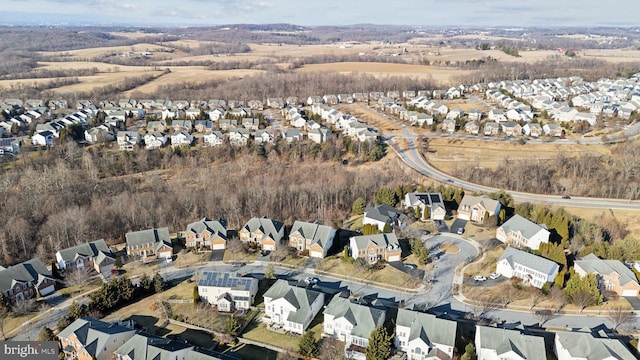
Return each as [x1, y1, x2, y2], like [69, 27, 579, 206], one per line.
[58, 278, 104, 297]
[463, 246, 505, 278]
[241, 311, 324, 351]
[222, 247, 259, 263]
[343, 215, 364, 232]
[316, 255, 422, 289]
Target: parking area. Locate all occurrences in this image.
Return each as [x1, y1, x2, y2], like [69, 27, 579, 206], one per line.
[463, 274, 508, 287]
[450, 219, 467, 234]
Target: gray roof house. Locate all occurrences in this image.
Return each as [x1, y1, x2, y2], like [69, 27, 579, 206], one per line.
[263, 279, 325, 334]
[185, 218, 227, 251]
[113, 333, 193, 360]
[475, 326, 546, 360]
[349, 233, 402, 264]
[197, 271, 258, 311]
[457, 195, 501, 224]
[58, 317, 135, 360]
[496, 247, 559, 289]
[323, 294, 386, 359]
[574, 254, 640, 297]
[554, 330, 637, 360]
[239, 217, 285, 251]
[496, 215, 550, 251]
[55, 239, 115, 274]
[403, 192, 446, 221]
[288, 221, 336, 258]
[363, 204, 406, 231]
[0, 258, 56, 302]
[394, 308, 457, 360]
[125, 227, 173, 260]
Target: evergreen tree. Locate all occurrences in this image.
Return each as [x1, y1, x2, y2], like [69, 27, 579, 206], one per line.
[564, 270, 602, 309]
[382, 223, 392, 234]
[37, 327, 55, 342]
[153, 273, 166, 293]
[298, 330, 319, 357]
[264, 263, 276, 279]
[374, 187, 397, 207]
[51, 261, 60, 279]
[352, 197, 366, 215]
[193, 285, 200, 303]
[343, 246, 351, 262]
[140, 273, 153, 293]
[366, 325, 391, 360]
[224, 316, 241, 336]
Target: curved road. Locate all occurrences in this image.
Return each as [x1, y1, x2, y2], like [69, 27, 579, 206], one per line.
[385, 121, 640, 211]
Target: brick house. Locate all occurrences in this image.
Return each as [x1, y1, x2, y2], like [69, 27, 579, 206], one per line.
[574, 253, 640, 297]
[288, 221, 336, 258]
[125, 227, 173, 260]
[0, 258, 56, 303]
[58, 317, 135, 360]
[185, 218, 227, 251]
[239, 217, 284, 251]
[55, 239, 116, 274]
[349, 233, 402, 264]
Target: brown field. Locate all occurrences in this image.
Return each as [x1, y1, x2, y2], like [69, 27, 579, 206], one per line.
[51, 70, 164, 94]
[42, 43, 178, 59]
[581, 49, 640, 63]
[425, 138, 611, 173]
[39, 61, 157, 72]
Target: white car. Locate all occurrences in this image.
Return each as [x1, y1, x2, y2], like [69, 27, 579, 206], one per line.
[473, 275, 487, 282]
[489, 272, 501, 280]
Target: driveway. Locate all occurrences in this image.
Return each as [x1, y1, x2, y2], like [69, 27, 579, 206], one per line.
[450, 219, 467, 234]
[463, 275, 508, 287]
[625, 296, 640, 310]
[389, 261, 425, 279]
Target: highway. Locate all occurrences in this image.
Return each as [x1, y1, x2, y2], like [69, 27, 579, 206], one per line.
[383, 118, 640, 211]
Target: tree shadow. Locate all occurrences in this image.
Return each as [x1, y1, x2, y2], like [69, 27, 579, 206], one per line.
[126, 314, 170, 337]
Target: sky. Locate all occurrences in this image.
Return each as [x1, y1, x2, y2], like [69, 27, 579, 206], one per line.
[1, 0, 639, 27]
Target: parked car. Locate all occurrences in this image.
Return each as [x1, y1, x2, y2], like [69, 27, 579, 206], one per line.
[473, 275, 487, 282]
[489, 272, 501, 280]
[562, 195, 571, 199]
[456, 227, 464, 235]
[304, 277, 319, 285]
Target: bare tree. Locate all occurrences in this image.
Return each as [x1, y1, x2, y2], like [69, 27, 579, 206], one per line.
[0, 301, 8, 340]
[318, 337, 346, 360]
[12, 298, 35, 316]
[607, 306, 634, 331]
[528, 290, 545, 310]
[572, 290, 598, 313]
[535, 309, 554, 326]
[65, 267, 92, 290]
[550, 287, 568, 312]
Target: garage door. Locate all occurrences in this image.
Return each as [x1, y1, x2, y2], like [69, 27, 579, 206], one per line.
[310, 251, 323, 258]
[212, 243, 225, 250]
[39, 285, 55, 297]
[388, 255, 400, 262]
[622, 289, 638, 297]
[263, 244, 275, 251]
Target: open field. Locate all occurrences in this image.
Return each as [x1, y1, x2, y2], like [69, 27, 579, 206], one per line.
[424, 138, 611, 173]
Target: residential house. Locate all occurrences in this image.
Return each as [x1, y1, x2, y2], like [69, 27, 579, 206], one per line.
[116, 131, 141, 151]
[263, 279, 325, 334]
[394, 308, 457, 360]
[285, 128, 303, 143]
[496, 215, 550, 251]
[442, 119, 456, 133]
[288, 221, 336, 258]
[307, 96, 322, 105]
[253, 129, 277, 145]
[387, 91, 400, 99]
[404, 192, 446, 221]
[247, 100, 264, 111]
[484, 121, 500, 136]
[194, 120, 213, 133]
[307, 127, 331, 144]
[0, 138, 20, 155]
[543, 123, 563, 137]
[239, 217, 285, 251]
[125, 227, 173, 260]
[267, 98, 284, 109]
[0, 258, 56, 303]
[197, 271, 258, 311]
[468, 109, 483, 121]
[475, 326, 546, 360]
[363, 204, 406, 231]
[488, 109, 507, 122]
[144, 132, 168, 150]
[496, 247, 559, 289]
[84, 126, 115, 144]
[501, 121, 522, 137]
[241, 117, 260, 130]
[32, 130, 54, 146]
[323, 94, 338, 105]
[446, 107, 464, 120]
[219, 119, 238, 131]
[457, 195, 501, 223]
[464, 121, 480, 135]
[228, 128, 250, 146]
[338, 94, 354, 103]
[554, 331, 637, 360]
[185, 218, 227, 251]
[208, 99, 226, 109]
[523, 123, 543, 137]
[170, 130, 193, 147]
[58, 317, 135, 360]
[113, 333, 193, 360]
[349, 233, 402, 263]
[574, 254, 640, 297]
[146, 120, 168, 133]
[208, 109, 226, 121]
[172, 120, 193, 132]
[56, 239, 115, 274]
[203, 130, 224, 147]
[323, 294, 386, 360]
[286, 96, 299, 106]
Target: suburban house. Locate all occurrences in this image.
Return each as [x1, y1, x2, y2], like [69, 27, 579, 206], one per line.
[323, 294, 386, 360]
[523, 123, 543, 137]
[125, 227, 173, 260]
[239, 217, 285, 251]
[403, 192, 446, 220]
[144, 132, 168, 150]
[457, 195, 501, 223]
[554, 331, 637, 360]
[475, 325, 546, 360]
[501, 121, 522, 137]
[197, 271, 258, 312]
[363, 204, 407, 231]
[496, 215, 550, 251]
[116, 131, 141, 151]
[464, 121, 480, 135]
[172, 120, 193, 132]
[0, 258, 56, 303]
[543, 123, 564, 137]
[185, 218, 227, 251]
[394, 308, 457, 360]
[203, 130, 224, 147]
[170, 130, 194, 147]
[113, 333, 193, 360]
[574, 254, 640, 297]
[288, 221, 336, 258]
[349, 233, 402, 264]
[483, 122, 500, 136]
[263, 279, 325, 334]
[496, 247, 560, 289]
[146, 120, 168, 133]
[441, 119, 456, 133]
[194, 120, 213, 133]
[55, 239, 116, 274]
[58, 317, 135, 360]
[32, 130, 54, 146]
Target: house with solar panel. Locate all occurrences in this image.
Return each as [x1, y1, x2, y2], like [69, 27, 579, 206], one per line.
[55, 239, 116, 274]
[239, 217, 285, 251]
[288, 220, 336, 258]
[197, 271, 258, 312]
[394, 308, 457, 360]
[323, 294, 386, 360]
[263, 279, 325, 334]
[58, 317, 135, 360]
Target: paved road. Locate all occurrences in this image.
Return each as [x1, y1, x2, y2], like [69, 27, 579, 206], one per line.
[383, 116, 640, 211]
